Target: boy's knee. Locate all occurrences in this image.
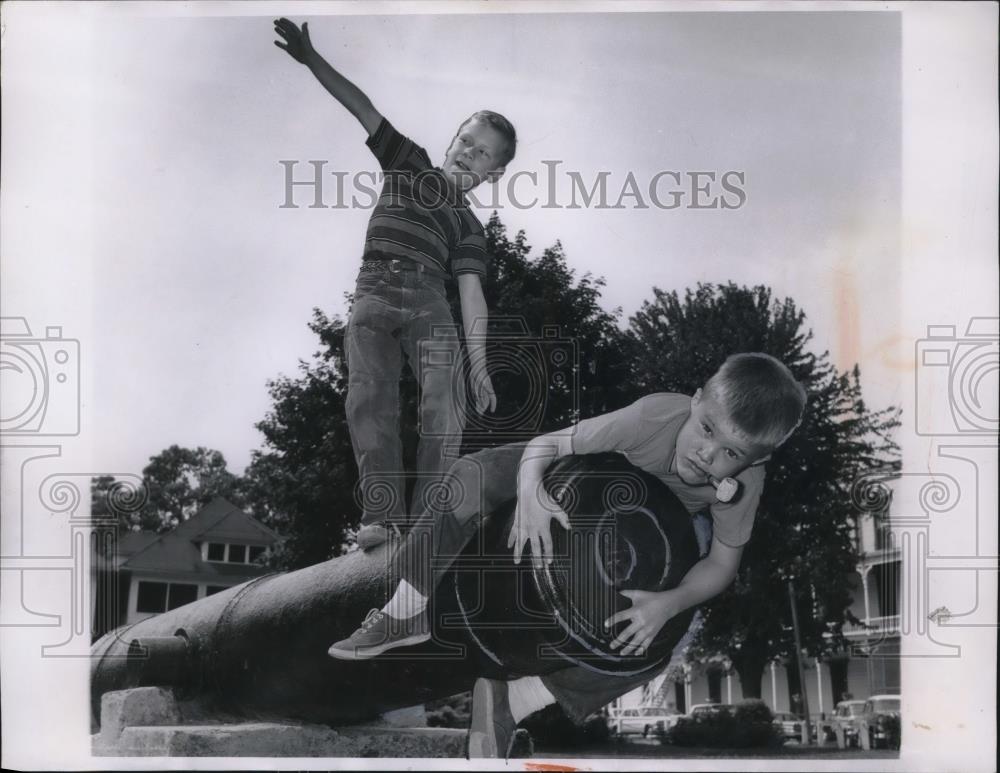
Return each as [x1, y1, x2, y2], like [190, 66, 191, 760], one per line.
[346, 382, 399, 440]
[444, 458, 484, 518]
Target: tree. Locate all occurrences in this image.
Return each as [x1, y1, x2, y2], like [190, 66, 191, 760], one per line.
[91, 447, 247, 533]
[246, 213, 634, 570]
[472, 213, 635, 427]
[90, 473, 149, 535]
[244, 309, 360, 569]
[134, 445, 247, 532]
[91, 474, 121, 529]
[628, 283, 900, 698]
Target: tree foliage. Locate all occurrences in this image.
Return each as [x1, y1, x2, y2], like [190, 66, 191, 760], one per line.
[243, 310, 359, 569]
[474, 213, 635, 425]
[628, 283, 900, 697]
[139, 446, 246, 531]
[91, 447, 247, 533]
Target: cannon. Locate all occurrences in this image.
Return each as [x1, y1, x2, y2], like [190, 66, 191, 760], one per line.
[90, 454, 701, 727]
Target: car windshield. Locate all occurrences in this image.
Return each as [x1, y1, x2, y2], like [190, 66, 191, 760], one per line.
[872, 698, 900, 712]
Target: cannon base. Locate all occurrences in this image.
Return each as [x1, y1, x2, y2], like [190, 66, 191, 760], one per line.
[91, 686, 505, 758]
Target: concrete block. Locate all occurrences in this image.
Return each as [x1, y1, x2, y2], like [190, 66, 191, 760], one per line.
[336, 726, 466, 757]
[114, 723, 341, 757]
[100, 687, 181, 746]
[96, 722, 467, 757]
[377, 704, 428, 728]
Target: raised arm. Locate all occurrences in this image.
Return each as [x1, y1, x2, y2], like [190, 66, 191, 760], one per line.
[273, 18, 383, 135]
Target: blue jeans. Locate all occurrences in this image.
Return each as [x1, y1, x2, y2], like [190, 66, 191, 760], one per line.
[345, 265, 466, 526]
[390, 441, 713, 721]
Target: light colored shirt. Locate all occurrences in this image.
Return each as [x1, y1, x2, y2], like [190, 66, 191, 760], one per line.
[569, 393, 765, 547]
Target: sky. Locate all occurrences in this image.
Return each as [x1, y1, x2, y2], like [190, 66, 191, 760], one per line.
[5, 7, 902, 477]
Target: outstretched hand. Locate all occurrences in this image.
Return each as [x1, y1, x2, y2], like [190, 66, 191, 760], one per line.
[604, 589, 683, 657]
[507, 479, 570, 567]
[273, 18, 315, 65]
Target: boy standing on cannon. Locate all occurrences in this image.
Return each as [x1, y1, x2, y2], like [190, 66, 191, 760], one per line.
[274, 18, 514, 550]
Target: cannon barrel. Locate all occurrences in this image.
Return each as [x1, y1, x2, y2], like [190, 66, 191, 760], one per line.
[91, 454, 700, 726]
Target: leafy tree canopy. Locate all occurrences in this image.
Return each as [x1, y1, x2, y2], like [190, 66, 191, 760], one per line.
[628, 283, 900, 696]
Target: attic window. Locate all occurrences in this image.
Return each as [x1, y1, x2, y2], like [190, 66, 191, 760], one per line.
[203, 542, 266, 564]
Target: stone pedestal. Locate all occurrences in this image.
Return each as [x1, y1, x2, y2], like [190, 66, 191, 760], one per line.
[92, 687, 465, 758]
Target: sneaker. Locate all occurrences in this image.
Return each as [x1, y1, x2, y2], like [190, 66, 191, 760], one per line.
[327, 608, 429, 660]
[356, 522, 401, 551]
[468, 678, 517, 759]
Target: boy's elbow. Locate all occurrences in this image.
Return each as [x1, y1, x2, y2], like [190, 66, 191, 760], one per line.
[708, 539, 743, 585]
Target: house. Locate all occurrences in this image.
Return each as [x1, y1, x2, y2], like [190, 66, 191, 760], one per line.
[90, 497, 281, 638]
[612, 499, 901, 718]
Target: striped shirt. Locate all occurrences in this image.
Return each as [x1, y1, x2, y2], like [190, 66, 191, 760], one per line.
[363, 119, 488, 280]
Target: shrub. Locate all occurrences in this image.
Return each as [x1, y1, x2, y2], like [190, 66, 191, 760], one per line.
[425, 691, 471, 728]
[666, 700, 784, 749]
[520, 704, 611, 747]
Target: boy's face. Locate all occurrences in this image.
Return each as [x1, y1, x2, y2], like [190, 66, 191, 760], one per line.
[674, 388, 771, 486]
[442, 118, 508, 192]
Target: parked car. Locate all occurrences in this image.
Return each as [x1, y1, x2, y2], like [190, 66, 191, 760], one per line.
[608, 706, 683, 737]
[771, 711, 805, 742]
[830, 699, 867, 748]
[857, 694, 901, 750]
[687, 702, 732, 718]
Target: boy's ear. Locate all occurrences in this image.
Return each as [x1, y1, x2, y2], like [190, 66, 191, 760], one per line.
[692, 388, 703, 405]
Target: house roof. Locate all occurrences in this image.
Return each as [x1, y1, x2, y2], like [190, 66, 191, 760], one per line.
[118, 531, 161, 556]
[171, 497, 281, 543]
[112, 497, 280, 578]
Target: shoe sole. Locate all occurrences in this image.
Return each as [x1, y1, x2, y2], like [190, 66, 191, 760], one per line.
[468, 679, 497, 757]
[327, 631, 430, 660]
